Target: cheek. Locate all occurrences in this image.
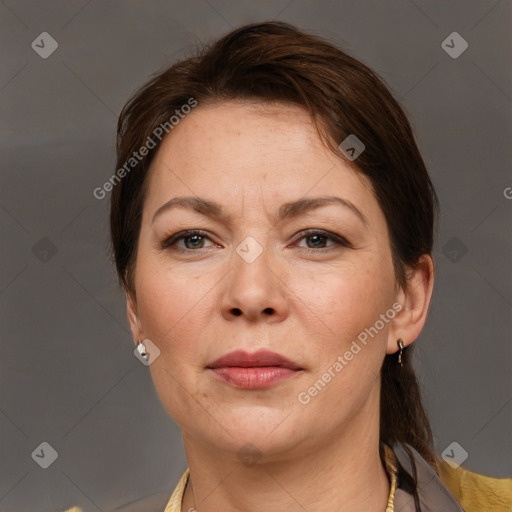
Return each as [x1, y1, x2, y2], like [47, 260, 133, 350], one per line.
[134, 260, 216, 357]
[293, 268, 389, 428]
[289, 258, 393, 416]
[134, 265, 215, 422]
[291, 258, 392, 346]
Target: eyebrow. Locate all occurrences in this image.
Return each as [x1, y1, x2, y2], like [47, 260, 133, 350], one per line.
[151, 195, 368, 228]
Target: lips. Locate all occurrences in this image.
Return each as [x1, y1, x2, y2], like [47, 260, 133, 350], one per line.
[206, 349, 302, 370]
[206, 349, 303, 389]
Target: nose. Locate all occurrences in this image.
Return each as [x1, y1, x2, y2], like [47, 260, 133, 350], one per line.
[221, 242, 290, 323]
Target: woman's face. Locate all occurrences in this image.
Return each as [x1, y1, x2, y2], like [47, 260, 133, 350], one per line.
[128, 101, 404, 460]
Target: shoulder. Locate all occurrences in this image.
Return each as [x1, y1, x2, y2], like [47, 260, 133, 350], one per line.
[436, 458, 512, 512]
[61, 488, 174, 512]
[391, 442, 512, 512]
[163, 467, 190, 512]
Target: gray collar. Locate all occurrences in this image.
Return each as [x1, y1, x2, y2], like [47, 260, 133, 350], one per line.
[391, 442, 464, 512]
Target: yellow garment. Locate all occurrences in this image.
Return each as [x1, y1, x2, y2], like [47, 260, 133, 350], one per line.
[161, 447, 512, 512]
[61, 446, 512, 511]
[163, 445, 400, 512]
[436, 457, 512, 512]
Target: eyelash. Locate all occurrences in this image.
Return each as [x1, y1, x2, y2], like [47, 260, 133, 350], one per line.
[159, 229, 352, 253]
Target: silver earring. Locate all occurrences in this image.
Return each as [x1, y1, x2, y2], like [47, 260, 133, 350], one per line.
[136, 340, 149, 362]
[397, 339, 404, 367]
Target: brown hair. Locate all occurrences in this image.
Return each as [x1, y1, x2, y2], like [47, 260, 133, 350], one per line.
[110, 20, 440, 503]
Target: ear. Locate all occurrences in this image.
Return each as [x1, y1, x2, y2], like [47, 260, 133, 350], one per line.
[126, 292, 143, 347]
[386, 254, 435, 354]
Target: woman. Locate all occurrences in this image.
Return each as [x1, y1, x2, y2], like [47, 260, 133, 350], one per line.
[107, 21, 511, 512]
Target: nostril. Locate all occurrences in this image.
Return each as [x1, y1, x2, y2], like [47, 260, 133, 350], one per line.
[263, 307, 274, 315]
[232, 308, 242, 316]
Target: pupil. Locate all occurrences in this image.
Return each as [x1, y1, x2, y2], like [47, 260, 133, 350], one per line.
[186, 235, 203, 249]
[184, 234, 327, 250]
[308, 235, 325, 248]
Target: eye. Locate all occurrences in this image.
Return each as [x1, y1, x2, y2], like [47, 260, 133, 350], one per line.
[294, 229, 351, 250]
[159, 228, 352, 253]
[160, 230, 217, 251]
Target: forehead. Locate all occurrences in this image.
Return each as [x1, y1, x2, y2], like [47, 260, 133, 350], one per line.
[156, 100, 329, 167]
[143, 100, 378, 221]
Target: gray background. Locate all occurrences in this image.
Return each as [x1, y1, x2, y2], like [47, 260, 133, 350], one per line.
[1, 1, 511, 511]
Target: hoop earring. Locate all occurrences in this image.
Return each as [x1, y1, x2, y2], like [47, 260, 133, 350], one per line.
[136, 340, 149, 362]
[397, 339, 404, 367]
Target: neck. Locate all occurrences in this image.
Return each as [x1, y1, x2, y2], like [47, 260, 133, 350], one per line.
[180, 406, 390, 512]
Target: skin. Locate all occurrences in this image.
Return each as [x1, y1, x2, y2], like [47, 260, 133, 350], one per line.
[127, 101, 434, 512]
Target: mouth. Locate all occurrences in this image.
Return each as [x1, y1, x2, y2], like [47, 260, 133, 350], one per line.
[206, 349, 303, 389]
